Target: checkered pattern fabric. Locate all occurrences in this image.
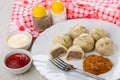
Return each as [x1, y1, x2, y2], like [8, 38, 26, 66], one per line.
[9, 0, 120, 37]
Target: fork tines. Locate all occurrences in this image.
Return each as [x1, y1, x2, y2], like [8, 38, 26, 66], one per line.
[49, 58, 74, 71]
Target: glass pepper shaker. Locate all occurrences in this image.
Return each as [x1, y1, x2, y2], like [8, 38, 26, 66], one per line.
[32, 5, 51, 31]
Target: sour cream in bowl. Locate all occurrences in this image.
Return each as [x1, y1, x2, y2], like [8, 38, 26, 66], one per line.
[3, 49, 32, 74]
[7, 31, 32, 49]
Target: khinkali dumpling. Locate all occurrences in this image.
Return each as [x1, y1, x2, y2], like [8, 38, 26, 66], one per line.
[69, 24, 88, 39]
[95, 37, 114, 56]
[73, 33, 95, 52]
[50, 44, 67, 58]
[53, 33, 72, 48]
[66, 45, 84, 60]
[89, 27, 108, 41]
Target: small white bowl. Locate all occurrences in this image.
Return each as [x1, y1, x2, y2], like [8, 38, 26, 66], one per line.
[3, 49, 32, 74]
[7, 31, 32, 49]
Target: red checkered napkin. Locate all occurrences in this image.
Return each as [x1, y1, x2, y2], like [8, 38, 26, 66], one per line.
[9, 0, 120, 37]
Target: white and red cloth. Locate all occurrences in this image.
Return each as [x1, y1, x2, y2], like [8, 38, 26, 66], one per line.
[9, 0, 120, 37]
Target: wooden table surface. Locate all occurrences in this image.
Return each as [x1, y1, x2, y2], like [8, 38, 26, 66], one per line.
[0, 0, 45, 80]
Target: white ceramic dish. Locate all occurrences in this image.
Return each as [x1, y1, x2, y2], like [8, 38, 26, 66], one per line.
[7, 31, 32, 49]
[3, 49, 32, 74]
[31, 19, 120, 80]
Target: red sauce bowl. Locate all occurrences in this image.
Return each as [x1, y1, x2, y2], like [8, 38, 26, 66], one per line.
[6, 53, 30, 69]
[3, 49, 32, 74]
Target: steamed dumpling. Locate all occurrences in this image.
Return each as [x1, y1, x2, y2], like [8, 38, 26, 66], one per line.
[50, 44, 67, 58]
[89, 27, 108, 41]
[69, 24, 88, 39]
[73, 33, 95, 52]
[95, 37, 114, 56]
[53, 33, 72, 48]
[66, 45, 84, 60]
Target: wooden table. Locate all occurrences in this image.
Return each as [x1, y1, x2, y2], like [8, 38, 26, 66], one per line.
[0, 0, 45, 80]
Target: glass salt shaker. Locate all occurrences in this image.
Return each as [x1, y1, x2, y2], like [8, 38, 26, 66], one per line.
[50, 0, 66, 25]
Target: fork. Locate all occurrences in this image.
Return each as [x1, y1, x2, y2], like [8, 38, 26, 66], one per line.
[49, 58, 105, 80]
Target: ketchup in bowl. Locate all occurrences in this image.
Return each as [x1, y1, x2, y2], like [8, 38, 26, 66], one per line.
[6, 53, 30, 69]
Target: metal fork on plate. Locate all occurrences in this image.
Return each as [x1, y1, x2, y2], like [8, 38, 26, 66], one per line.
[49, 58, 105, 80]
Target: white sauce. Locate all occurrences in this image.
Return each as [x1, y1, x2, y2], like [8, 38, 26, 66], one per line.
[8, 33, 31, 48]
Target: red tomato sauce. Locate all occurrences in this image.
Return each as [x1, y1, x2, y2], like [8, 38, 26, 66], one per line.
[6, 53, 30, 69]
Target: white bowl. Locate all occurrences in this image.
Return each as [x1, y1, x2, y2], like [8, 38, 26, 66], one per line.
[7, 31, 32, 49]
[3, 49, 32, 74]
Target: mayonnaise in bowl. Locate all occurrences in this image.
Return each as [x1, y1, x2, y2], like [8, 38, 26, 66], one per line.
[7, 31, 32, 49]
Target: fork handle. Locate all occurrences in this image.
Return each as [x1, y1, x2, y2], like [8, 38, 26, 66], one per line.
[74, 69, 105, 80]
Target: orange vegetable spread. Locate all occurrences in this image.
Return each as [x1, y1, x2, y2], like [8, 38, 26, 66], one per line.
[83, 54, 112, 75]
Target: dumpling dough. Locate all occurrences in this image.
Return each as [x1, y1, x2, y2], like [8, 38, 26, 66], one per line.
[69, 24, 88, 39]
[53, 33, 72, 48]
[50, 44, 67, 58]
[95, 37, 114, 56]
[73, 33, 95, 52]
[66, 46, 84, 60]
[89, 27, 108, 41]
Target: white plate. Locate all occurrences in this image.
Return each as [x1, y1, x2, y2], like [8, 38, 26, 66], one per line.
[31, 19, 120, 80]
